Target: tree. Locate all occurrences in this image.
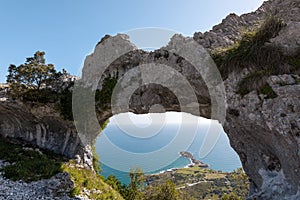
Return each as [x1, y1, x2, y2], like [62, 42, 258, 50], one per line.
[143, 180, 180, 200]
[106, 175, 123, 191]
[105, 175, 129, 197]
[126, 168, 145, 200]
[7, 51, 59, 98]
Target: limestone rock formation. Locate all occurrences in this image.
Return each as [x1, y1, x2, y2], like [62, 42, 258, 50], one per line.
[79, 0, 300, 199]
[193, 0, 300, 52]
[0, 0, 299, 199]
[224, 72, 300, 199]
[0, 102, 93, 170]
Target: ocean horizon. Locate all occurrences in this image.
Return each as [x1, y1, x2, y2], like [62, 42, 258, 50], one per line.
[95, 112, 242, 184]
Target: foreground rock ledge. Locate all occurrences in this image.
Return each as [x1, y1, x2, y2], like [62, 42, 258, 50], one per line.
[0, 102, 94, 170]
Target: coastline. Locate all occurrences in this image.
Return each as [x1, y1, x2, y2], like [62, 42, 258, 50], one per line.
[152, 151, 209, 175]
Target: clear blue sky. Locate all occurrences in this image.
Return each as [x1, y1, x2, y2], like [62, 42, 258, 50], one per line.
[0, 0, 265, 83]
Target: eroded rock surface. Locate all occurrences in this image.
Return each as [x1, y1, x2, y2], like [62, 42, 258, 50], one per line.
[0, 0, 299, 199]
[193, 0, 300, 52]
[224, 72, 300, 199]
[79, 0, 300, 199]
[0, 102, 93, 169]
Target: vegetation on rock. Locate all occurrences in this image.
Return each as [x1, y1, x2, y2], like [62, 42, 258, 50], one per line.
[6, 51, 76, 120]
[212, 16, 286, 78]
[212, 16, 300, 97]
[0, 137, 64, 182]
[63, 162, 124, 199]
[0, 137, 124, 199]
[95, 75, 118, 110]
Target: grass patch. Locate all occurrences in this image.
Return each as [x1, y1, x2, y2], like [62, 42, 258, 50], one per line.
[0, 137, 124, 199]
[258, 83, 278, 99]
[289, 50, 300, 70]
[213, 16, 300, 97]
[91, 143, 102, 174]
[63, 162, 124, 199]
[293, 75, 300, 84]
[278, 81, 290, 86]
[205, 173, 226, 180]
[237, 70, 270, 96]
[236, 69, 278, 98]
[213, 16, 286, 78]
[0, 137, 64, 182]
[176, 166, 207, 176]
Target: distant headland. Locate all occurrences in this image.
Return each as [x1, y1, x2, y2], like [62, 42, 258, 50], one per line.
[179, 151, 208, 168]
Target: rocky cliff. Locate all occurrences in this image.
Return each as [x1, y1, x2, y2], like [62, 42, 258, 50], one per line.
[0, 102, 93, 169]
[224, 72, 300, 199]
[194, 0, 300, 52]
[0, 0, 299, 199]
[79, 0, 300, 199]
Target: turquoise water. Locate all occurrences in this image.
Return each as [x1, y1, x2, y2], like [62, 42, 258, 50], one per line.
[95, 113, 242, 184]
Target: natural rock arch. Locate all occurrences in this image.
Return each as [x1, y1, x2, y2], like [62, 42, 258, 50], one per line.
[76, 27, 300, 199]
[0, 1, 299, 199]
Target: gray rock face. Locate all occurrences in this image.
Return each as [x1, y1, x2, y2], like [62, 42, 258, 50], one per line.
[193, 0, 300, 52]
[0, 0, 299, 199]
[224, 72, 300, 199]
[270, 22, 300, 55]
[79, 0, 300, 199]
[83, 35, 213, 120]
[0, 102, 93, 170]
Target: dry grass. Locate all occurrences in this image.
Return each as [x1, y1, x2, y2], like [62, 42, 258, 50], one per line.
[213, 16, 286, 79]
[212, 16, 300, 97]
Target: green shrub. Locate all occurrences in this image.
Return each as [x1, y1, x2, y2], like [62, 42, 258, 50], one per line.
[278, 81, 289, 86]
[289, 49, 300, 70]
[213, 16, 286, 78]
[0, 137, 63, 182]
[70, 187, 81, 197]
[212, 16, 300, 97]
[258, 83, 278, 99]
[22, 88, 59, 103]
[57, 88, 73, 120]
[143, 180, 180, 200]
[237, 70, 270, 96]
[237, 70, 278, 98]
[105, 175, 129, 198]
[91, 144, 102, 174]
[95, 75, 118, 110]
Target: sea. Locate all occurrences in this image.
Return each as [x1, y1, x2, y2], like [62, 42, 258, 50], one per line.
[95, 112, 242, 184]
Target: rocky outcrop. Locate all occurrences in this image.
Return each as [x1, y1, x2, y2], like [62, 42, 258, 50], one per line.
[82, 34, 212, 118]
[0, 160, 76, 200]
[270, 21, 300, 56]
[0, 84, 9, 102]
[193, 0, 300, 51]
[0, 102, 93, 169]
[78, 0, 300, 199]
[0, 0, 299, 199]
[224, 72, 300, 199]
